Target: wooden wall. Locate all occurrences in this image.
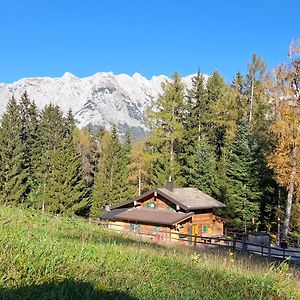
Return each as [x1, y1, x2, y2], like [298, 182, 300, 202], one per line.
[192, 212, 213, 224]
[138, 196, 176, 211]
[191, 212, 223, 236]
[111, 220, 172, 242]
[108, 216, 223, 243]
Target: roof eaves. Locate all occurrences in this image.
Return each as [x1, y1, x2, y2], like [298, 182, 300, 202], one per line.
[187, 204, 226, 210]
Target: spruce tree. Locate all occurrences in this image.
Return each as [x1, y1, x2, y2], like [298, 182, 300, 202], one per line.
[43, 138, 88, 216]
[187, 136, 219, 196]
[0, 97, 28, 205]
[91, 126, 123, 215]
[181, 71, 209, 180]
[225, 123, 262, 232]
[65, 108, 76, 136]
[37, 106, 88, 215]
[19, 92, 40, 204]
[36, 105, 64, 210]
[231, 72, 248, 123]
[185, 70, 208, 142]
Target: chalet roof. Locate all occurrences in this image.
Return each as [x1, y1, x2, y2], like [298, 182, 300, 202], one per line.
[111, 187, 225, 211]
[157, 187, 226, 210]
[100, 207, 194, 226]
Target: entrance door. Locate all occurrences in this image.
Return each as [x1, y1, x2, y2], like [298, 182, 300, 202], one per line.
[189, 224, 199, 244]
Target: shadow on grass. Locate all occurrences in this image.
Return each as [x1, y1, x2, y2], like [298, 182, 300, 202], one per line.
[0, 279, 139, 300]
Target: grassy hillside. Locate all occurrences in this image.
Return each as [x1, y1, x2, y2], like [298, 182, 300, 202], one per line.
[0, 206, 299, 300]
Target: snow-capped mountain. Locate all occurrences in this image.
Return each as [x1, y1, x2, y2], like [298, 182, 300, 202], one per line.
[0, 72, 196, 138]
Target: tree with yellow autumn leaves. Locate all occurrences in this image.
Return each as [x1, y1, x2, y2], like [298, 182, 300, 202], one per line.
[269, 39, 300, 242]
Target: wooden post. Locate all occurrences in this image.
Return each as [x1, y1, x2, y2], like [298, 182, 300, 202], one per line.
[242, 240, 246, 252]
[194, 234, 197, 247]
[268, 245, 271, 258]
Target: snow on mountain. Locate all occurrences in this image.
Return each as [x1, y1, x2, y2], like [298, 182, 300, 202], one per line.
[0, 72, 198, 138]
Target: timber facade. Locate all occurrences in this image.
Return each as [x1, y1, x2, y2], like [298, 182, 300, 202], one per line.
[101, 183, 225, 242]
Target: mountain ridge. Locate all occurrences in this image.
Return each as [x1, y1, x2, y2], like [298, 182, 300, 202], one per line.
[0, 72, 200, 137]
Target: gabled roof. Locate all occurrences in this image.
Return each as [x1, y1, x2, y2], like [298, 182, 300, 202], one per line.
[101, 207, 194, 226]
[158, 188, 226, 210]
[111, 187, 225, 211]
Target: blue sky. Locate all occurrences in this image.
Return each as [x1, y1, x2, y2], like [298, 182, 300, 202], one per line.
[0, 0, 299, 83]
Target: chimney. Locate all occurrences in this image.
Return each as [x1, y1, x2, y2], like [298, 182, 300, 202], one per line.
[166, 181, 174, 192]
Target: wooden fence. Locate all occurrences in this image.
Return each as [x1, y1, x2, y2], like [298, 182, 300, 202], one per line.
[177, 234, 300, 262]
[92, 221, 300, 263]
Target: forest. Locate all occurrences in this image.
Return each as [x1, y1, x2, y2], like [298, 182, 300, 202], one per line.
[0, 40, 300, 246]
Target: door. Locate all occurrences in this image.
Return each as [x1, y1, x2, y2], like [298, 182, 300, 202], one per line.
[193, 224, 199, 236]
[189, 224, 199, 244]
[135, 223, 141, 234]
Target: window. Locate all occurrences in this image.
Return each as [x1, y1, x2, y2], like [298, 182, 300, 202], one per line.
[129, 223, 134, 233]
[153, 226, 160, 233]
[130, 223, 141, 234]
[146, 202, 155, 208]
[136, 223, 141, 233]
[202, 225, 208, 233]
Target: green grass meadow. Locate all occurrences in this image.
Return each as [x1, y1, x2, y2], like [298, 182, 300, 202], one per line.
[0, 206, 299, 300]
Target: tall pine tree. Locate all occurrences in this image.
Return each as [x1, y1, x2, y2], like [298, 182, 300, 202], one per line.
[225, 123, 261, 232]
[0, 97, 28, 205]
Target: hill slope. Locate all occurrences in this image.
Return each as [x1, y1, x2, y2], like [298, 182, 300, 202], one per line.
[0, 206, 299, 300]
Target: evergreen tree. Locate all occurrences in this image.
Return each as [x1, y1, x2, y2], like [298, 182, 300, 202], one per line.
[231, 72, 248, 123]
[36, 106, 88, 215]
[91, 126, 122, 215]
[225, 123, 261, 232]
[185, 70, 208, 142]
[187, 136, 219, 196]
[43, 138, 88, 216]
[37, 104, 69, 211]
[0, 97, 28, 205]
[181, 71, 209, 180]
[39, 104, 66, 151]
[19, 92, 40, 204]
[65, 108, 76, 137]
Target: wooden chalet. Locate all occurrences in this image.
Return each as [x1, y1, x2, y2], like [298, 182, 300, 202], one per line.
[100, 182, 226, 242]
